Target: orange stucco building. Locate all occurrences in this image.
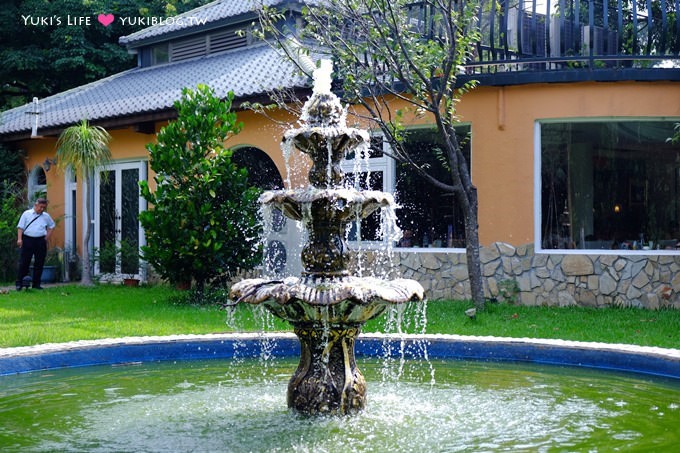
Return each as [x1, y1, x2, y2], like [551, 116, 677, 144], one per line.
[21, 81, 679, 250]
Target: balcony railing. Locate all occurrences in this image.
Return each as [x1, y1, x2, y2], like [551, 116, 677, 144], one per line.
[407, 0, 680, 84]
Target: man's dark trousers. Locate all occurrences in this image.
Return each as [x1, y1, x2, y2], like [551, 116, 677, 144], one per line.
[16, 235, 47, 288]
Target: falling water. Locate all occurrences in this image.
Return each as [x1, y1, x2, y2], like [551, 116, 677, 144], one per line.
[230, 58, 424, 414]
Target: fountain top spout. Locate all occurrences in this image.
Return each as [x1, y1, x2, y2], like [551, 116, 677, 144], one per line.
[298, 60, 346, 130]
[287, 58, 366, 188]
[313, 60, 333, 95]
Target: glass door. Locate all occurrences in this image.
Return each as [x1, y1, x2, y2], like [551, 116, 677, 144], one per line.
[94, 162, 145, 278]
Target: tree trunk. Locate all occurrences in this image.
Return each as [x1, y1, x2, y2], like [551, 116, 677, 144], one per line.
[81, 175, 94, 286]
[463, 186, 485, 309]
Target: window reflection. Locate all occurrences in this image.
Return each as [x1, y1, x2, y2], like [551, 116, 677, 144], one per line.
[541, 121, 680, 250]
[395, 126, 471, 248]
[345, 171, 383, 241]
[342, 126, 471, 249]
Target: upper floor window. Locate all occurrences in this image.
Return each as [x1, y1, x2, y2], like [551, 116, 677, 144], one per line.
[141, 24, 257, 67]
[151, 44, 169, 65]
[540, 120, 680, 251]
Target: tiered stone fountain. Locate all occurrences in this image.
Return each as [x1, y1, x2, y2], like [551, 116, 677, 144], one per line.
[229, 60, 424, 415]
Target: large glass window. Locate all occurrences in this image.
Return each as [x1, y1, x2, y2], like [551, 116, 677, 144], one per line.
[343, 126, 471, 249]
[541, 120, 680, 251]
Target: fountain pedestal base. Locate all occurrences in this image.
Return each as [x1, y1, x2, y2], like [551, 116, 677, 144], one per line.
[288, 325, 366, 415]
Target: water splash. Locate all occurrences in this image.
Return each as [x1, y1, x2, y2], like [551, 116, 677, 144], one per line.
[313, 59, 333, 95]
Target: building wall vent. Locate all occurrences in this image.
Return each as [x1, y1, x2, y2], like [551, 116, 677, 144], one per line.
[210, 30, 248, 53]
[171, 36, 208, 61]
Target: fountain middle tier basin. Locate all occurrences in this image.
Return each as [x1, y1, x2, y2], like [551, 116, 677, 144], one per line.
[260, 187, 395, 222]
[230, 275, 424, 325]
[285, 126, 369, 155]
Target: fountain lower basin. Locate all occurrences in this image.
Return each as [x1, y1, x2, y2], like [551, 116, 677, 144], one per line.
[1, 334, 679, 451]
[2, 333, 678, 379]
[231, 276, 424, 324]
[230, 276, 424, 414]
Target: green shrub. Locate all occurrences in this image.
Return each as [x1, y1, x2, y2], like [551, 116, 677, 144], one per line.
[95, 241, 118, 274]
[120, 238, 140, 276]
[140, 85, 262, 292]
[0, 144, 24, 188]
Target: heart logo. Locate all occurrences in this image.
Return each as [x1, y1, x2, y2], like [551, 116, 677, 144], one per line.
[97, 13, 115, 27]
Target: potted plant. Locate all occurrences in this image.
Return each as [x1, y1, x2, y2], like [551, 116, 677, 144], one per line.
[38, 247, 63, 283]
[120, 239, 140, 286]
[95, 241, 118, 275]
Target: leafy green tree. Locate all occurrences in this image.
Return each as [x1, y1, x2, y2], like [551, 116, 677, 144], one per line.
[0, 182, 25, 283]
[262, 0, 486, 307]
[140, 85, 261, 292]
[56, 119, 112, 286]
[0, 144, 25, 189]
[0, 144, 25, 283]
[0, 0, 210, 110]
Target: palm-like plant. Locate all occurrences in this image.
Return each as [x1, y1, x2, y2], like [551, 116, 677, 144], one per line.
[56, 119, 112, 286]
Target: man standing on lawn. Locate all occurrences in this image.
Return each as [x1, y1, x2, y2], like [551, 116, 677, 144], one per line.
[16, 197, 55, 290]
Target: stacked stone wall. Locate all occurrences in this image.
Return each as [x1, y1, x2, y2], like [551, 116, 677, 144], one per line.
[358, 243, 680, 309]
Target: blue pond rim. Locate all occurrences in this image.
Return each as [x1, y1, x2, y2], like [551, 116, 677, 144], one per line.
[0, 333, 678, 379]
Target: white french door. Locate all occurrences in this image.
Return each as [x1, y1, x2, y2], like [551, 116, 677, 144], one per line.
[94, 161, 146, 278]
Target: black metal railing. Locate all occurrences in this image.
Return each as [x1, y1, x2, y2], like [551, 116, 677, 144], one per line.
[470, 0, 679, 79]
[399, 0, 680, 84]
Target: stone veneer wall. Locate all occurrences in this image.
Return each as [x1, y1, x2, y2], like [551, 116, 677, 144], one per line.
[360, 243, 680, 309]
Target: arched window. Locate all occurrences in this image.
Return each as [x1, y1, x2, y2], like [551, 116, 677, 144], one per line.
[27, 165, 47, 203]
[232, 146, 285, 234]
[232, 147, 283, 190]
[232, 147, 290, 274]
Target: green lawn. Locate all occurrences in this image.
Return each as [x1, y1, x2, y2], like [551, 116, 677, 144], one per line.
[1, 284, 678, 349]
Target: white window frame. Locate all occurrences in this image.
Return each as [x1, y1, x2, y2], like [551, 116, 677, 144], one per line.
[535, 117, 680, 256]
[93, 160, 148, 277]
[63, 168, 77, 251]
[341, 132, 395, 249]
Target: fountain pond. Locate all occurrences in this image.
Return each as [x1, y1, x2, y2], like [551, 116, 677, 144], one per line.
[0, 334, 679, 451]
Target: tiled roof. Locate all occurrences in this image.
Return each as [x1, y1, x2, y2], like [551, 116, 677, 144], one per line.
[0, 44, 309, 138]
[119, 0, 293, 46]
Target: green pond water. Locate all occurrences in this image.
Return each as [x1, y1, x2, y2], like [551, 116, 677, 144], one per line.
[0, 357, 678, 452]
